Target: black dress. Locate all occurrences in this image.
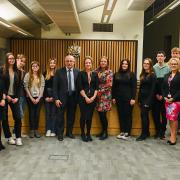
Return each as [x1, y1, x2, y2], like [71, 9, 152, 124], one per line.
[77, 71, 99, 138]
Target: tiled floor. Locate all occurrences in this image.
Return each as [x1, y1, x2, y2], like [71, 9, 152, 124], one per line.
[1, 135, 180, 180]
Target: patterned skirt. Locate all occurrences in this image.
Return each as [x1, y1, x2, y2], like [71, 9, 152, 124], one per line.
[165, 102, 180, 121]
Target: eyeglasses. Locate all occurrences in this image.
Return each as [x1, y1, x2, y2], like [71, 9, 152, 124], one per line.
[171, 63, 178, 66]
[8, 58, 15, 60]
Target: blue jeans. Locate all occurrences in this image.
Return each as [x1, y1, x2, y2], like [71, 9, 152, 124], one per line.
[19, 96, 27, 119]
[45, 101, 56, 133]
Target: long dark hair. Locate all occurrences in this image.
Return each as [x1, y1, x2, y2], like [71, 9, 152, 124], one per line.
[3, 52, 18, 75]
[140, 58, 154, 80]
[118, 59, 131, 73]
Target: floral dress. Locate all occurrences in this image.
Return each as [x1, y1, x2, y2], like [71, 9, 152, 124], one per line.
[95, 68, 113, 112]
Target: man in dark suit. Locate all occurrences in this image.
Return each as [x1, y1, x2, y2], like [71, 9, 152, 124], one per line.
[53, 55, 79, 141]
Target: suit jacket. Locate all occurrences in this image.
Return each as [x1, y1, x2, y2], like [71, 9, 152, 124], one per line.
[77, 71, 99, 103]
[53, 67, 79, 105]
[162, 72, 180, 102]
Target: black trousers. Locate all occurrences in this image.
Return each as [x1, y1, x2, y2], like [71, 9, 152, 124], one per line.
[2, 98, 21, 138]
[79, 101, 96, 135]
[45, 101, 56, 133]
[116, 100, 133, 134]
[56, 94, 77, 136]
[27, 97, 42, 130]
[98, 111, 108, 132]
[140, 105, 150, 136]
[152, 99, 167, 135]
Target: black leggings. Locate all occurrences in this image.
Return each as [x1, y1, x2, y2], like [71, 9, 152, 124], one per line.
[98, 111, 108, 132]
[2, 99, 21, 138]
[79, 101, 96, 135]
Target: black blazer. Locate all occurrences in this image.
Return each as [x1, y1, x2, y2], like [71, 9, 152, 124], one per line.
[138, 73, 156, 106]
[112, 72, 137, 101]
[53, 67, 79, 105]
[0, 67, 5, 100]
[77, 71, 99, 103]
[162, 72, 180, 102]
[1, 68, 21, 98]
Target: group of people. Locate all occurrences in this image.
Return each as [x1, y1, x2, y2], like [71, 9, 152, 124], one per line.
[0, 47, 180, 151]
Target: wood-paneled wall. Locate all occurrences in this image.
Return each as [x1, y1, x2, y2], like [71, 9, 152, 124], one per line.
[8, 39, 153, 136]
[10, 39, 137, 73]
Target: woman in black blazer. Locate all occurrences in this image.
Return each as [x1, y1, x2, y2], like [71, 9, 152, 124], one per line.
[0, 68, 6, 150]
[162, 58, 180, 145]
[112, 59, 137, 140]
[2, 52, 22, 146]
[136, 58, 156, 141]
[77, 56, 99, 142]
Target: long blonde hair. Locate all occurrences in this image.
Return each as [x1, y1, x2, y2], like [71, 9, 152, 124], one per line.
[45, 58, 57, 80]
[28, 61, 41, 88]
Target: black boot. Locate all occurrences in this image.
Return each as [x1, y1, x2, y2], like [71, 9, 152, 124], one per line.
[99, 131, 108, 140]
[0, 141, 5, 150]
[81, 134, 88, 142]
[86, 135, 93, 142]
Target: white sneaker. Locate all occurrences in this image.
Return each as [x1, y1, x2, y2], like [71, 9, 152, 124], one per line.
[12, 133, 16, 139]
[8, 137, 16, 145]
[121, 133, 129, 140]
[16, 138, 23, 146]
[116, 132, 124, 139]
[50, 133, 56, 137]
[46, 130, 51, 137]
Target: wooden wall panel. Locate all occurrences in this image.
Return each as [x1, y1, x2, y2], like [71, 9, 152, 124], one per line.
[10, 39, 137, 74]
[8, 39, 150, 136]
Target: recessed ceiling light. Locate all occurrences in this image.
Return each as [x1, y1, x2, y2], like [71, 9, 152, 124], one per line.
[17, 30, 28, 36]
[169, 1, 180, 10]
[107, 0, 114, 10]
[0, 21, 11, 28]
[146, 21, 154, 26]
[103, 15, 109, 23]
[156, 12, 166, 19]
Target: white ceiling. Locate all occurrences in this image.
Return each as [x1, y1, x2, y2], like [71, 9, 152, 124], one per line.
[0, 0, 156, 38]
[127, 0, 155, 10]
[75, 0, 104, 13]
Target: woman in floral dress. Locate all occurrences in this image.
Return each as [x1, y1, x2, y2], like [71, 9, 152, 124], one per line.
[95, 56, 113, 140]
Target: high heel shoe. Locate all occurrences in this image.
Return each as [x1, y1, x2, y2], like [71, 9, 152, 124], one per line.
[169, 141, 176, 145]
[167, 140, 176, 145]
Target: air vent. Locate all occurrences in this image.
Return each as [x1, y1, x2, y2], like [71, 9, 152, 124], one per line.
[93, 23, 113, 32]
